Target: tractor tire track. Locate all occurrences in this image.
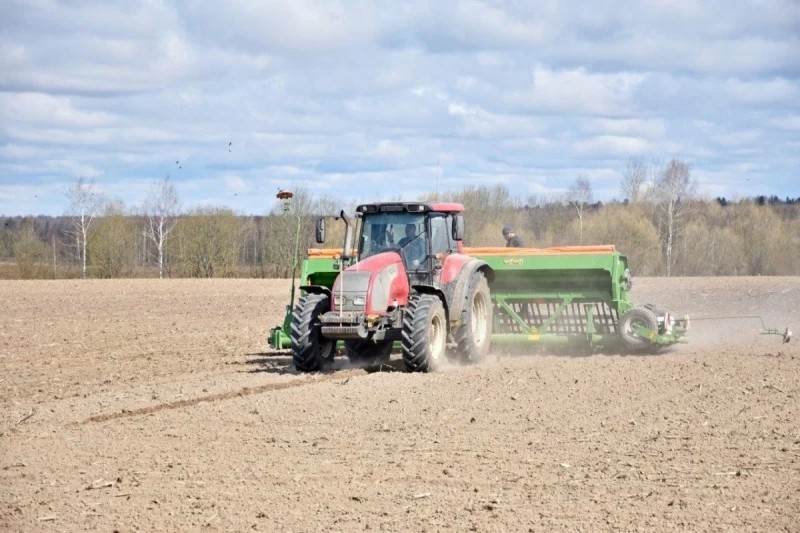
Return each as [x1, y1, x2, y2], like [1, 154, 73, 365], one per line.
[81, 368, 367, 424]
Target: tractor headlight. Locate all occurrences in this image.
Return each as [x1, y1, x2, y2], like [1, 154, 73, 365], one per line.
[352, 296, 366, 307]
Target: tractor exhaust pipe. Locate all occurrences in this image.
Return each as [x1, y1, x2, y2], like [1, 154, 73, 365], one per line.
[340, 210, 353, 262]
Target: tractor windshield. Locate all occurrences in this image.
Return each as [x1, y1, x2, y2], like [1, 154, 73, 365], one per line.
[359, 213, 427, 265]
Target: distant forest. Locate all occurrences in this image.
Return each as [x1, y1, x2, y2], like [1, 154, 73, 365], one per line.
[2, 160, 799, 279]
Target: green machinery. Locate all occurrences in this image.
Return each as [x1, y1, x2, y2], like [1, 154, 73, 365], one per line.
[465, 245, 688, 349]
[270, 244, 689, 353]
[269, 249, 341, 351]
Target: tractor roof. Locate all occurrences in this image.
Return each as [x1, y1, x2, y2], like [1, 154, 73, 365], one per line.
[355, 201, 464, 214]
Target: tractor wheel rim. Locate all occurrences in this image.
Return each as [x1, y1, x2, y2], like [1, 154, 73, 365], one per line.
[471, 292, 488, 346]
[430, 313, 445, 360]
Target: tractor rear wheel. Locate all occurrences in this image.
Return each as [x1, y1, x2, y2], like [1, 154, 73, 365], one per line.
[291, 293, 335, 372]
[453, 272, 492, 364]
[402, 293, 447, 372]
[344, 339, 393, 366]
[619, 306, 658, 351]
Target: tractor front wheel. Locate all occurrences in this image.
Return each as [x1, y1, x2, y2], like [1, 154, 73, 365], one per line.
[291, 293, 336, 372]
[619, 306, 658, 351]
[344, 339, 393, 366]
[402, 293, 447, 372]
[453, 272, 492, 364]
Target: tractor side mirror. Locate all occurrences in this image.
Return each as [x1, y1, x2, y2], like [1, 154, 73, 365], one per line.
[315, 218, 326, 244]
[452, 214, 465, 241]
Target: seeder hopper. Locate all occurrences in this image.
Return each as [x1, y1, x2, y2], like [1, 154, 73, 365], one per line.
[464, 245, 688, 350]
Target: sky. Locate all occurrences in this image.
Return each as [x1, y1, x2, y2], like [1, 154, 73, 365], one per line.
[1, 0, 798, 216]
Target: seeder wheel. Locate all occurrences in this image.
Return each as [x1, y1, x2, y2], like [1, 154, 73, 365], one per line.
[619, 306, 658, 351]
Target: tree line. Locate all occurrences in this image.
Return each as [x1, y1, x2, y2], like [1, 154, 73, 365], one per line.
[1, 160, 799, 279]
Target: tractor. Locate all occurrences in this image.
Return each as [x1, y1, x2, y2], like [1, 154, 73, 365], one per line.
[289, 201, 492, 372]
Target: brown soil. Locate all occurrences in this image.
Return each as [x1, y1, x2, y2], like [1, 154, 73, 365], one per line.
[1, 277, 799, 531]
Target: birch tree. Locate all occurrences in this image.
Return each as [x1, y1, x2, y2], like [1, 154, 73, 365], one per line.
[144, 177, 179, 279]
[621, 157, 649, 203]
[653, 158, 695, 276]
[568, 175, 593, 244]
[65, 177, 100, 278]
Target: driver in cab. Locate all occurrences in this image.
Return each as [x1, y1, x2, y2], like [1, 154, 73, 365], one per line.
[398, 223, 425, 269]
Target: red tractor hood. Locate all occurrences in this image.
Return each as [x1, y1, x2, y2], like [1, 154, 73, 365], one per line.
[332, 251, 411, 315]
[346, 251, 402, 273]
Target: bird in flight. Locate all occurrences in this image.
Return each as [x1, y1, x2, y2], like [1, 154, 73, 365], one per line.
[228, 141, 232, 152]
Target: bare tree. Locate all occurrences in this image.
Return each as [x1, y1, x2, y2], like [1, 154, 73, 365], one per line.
[65, 177, 101, 278]
[173, 207, 241, 278]
[568, 175, 593, 244]
[143, 177, 179, 279]
[90, 199, 136, 278]
[446, 184, 517, 245]
[653, 158, 695, 276]
[621, 157, 648, 203]
[581, 203, 662, 276]
[13, 219, 50, 279]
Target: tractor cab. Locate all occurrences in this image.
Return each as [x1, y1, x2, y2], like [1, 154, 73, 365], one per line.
[353, 202, 465, 286]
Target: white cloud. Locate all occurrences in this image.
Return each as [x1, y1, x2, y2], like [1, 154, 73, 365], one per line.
[0, 143, 48, 160]
[181, 1, 377, 52]
[446, 0, 551, 48]
[507, 65, 647, 115]
[223, 175, 250, 194]
[715, 129, 764, 147]
[721, 76, 798, 105]
[583, 118, 666, 139]
[575, 135, 652, 156]
[769, 115, 800, 130]
[0, 0, 797, 215]
[0, 93, 116, 127]
[476, 52, 514, 69]
[373, 140, 411, 159]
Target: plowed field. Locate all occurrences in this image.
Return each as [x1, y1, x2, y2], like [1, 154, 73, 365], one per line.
[2, 277, 799, 531]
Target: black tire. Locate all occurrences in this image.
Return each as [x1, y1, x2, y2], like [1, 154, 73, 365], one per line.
[619, 306, 658, 350]
[291, 293, 335, 372]
[402, 293, 447, 372]
[344, 339, 393, 365]
[452, 272, 492, 364]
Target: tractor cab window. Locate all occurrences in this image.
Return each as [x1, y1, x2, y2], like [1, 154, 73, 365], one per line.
[429, 214, 453, 256]
[359, 213, 427, 263]
[363, 223, 387, 256]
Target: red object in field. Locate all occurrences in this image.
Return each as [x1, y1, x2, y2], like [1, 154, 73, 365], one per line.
[276, 190, 294, 200]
